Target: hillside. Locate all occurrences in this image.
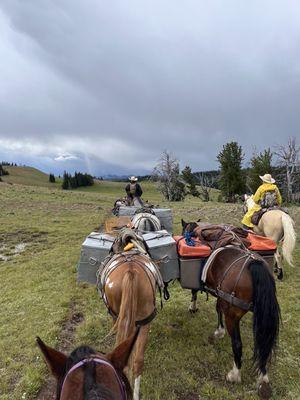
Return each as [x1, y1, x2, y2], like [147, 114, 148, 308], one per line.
[0, 166, 62, 188]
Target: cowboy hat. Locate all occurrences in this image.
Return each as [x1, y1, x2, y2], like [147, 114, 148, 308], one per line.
[129, 176, 138, 182]
[259, 173, 275, 184]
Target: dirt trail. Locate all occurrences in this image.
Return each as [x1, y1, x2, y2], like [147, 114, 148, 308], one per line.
[35, 303, 84, 400]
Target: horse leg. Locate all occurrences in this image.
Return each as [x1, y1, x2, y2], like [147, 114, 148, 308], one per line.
[225, 314, 242, 383]
[275, 248, 283, 281]
[189, 289, 198, 313]
[214, 299, 225, 339]
[132, 324, 150, 400]
[257, 368, 272, 399]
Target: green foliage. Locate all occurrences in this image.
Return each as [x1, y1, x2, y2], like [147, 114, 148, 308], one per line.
[0, 164, 9, 176]
[217, 141, 246, 202]
[182, 166, 200, 197]
[248, 148, 273, 193]
[48, 173, 56, 183]
[62, 171, 94, 190]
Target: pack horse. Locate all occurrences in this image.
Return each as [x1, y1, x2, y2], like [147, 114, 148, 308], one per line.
[182, 220, 280, 398]
[97, 245, 164, 400]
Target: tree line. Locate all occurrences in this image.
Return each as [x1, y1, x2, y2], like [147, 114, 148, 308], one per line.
[153, 137, 300, 204]
[61, 171, 94, 190]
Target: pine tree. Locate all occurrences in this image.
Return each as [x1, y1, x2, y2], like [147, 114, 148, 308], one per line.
[217, 142, 245, 202]
[49, 173, 56, 183]
[248, 148, 273, 193]
[0, 164, 9, 176]
[62, 171, 70, 190]
[182, 166, 199, 197]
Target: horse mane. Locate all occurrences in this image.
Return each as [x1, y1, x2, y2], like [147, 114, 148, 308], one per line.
[56, 345, 132, 400]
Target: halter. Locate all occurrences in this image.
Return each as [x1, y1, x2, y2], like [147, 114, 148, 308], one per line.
[61, 356, 127, 399]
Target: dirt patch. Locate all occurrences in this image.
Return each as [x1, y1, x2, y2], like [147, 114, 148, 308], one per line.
[0, 230, 48, 262]
[35, 303, 84, 400]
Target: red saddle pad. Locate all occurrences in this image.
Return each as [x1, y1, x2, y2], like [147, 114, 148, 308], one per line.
[174, 236, 212, 258]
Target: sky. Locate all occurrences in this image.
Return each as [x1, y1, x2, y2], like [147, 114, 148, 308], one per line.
[0, 0, 300, 176]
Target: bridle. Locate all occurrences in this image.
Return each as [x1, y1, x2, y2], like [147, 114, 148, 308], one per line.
[60, 356, 127, 399]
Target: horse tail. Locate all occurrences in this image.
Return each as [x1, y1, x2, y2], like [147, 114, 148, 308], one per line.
[249, 261, 280, 373]
[111, 269, 138, 345]
[281, 213, 296, 267]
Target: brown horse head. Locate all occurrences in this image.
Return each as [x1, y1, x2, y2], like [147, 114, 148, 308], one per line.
[181, 219, 200, 236]
[36, 330, 139, 399]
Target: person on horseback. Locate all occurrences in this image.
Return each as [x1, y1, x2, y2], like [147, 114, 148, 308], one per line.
[125, 176, 144, 206]
[242, 173, 282, 229]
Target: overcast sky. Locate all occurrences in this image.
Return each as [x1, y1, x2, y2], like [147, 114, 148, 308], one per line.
[0, 1, 300, 176]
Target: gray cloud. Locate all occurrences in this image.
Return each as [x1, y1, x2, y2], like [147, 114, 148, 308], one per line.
[0, 1, 300, 175]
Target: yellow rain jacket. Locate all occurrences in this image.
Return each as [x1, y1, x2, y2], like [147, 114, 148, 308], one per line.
[242, 183, 282, 228]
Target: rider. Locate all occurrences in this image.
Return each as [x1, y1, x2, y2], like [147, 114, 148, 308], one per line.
[242, 173, 282, 230]
[125, 176, 144, 206]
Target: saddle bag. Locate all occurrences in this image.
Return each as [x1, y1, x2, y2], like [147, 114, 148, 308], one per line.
[174, 236, 212, 290]
[143, 230, 179, 282]
[77, 232, 115, 284]
[247, 233, 277, 272]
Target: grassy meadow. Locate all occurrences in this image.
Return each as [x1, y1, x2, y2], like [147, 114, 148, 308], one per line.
[0, 167, 299, 400]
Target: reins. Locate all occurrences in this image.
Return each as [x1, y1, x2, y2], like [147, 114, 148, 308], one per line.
[61, 356, 127, 399]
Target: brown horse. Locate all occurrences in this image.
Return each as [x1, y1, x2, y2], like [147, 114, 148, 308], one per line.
[98, 251, 163, 400]
[36, 330, 139, 399]
[182, 221, 280, 398]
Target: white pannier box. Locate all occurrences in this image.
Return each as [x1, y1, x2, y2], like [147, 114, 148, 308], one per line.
[77, 232, 114, 284]
[118, 206, 173, 233]
[142, 230, 179, 282]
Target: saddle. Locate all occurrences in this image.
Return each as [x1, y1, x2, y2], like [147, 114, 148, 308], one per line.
[193, 224, 250, 250]
[251, 207, 289, 226]
[111, 228, 146, 254]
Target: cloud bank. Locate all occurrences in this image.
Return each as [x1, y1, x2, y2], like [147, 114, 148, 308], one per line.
[0, 1, 300, 175]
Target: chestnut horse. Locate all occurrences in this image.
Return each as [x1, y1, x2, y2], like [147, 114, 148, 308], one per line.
[98, 251, 163, 400]
[182, 221, 280, 398]
[36, 331, 139, 399]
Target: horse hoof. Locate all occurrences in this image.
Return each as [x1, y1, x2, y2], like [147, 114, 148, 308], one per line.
[214, 327, 225, 339]
[226, 369, 241, 383]
[258, 382, 272, 399]
[189, 307, 198, 314]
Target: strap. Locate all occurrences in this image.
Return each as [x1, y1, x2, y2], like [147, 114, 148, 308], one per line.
[97, 252, 163, 325]
[61, 357, 127, 399]
[136, 308, 157, 326]
[204, 286, 253, 311]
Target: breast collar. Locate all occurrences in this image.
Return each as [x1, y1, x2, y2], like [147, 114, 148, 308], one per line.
[61, 356, 127, 399]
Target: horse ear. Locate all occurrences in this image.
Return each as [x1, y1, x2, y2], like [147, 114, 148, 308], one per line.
[107, 328, 140, 371]
[36, 337, 67, 379]
[181, 219, 187, 228]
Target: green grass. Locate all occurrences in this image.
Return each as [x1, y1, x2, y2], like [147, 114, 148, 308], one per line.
[1, 166, 62, 188]
[0, 179, 299, 399]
